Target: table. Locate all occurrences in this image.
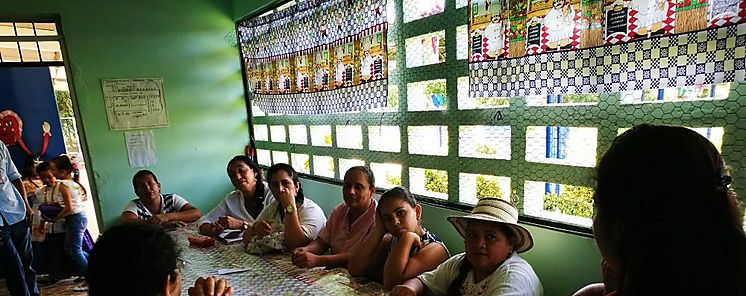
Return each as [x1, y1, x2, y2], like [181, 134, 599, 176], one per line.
[170, 226, 387, 295]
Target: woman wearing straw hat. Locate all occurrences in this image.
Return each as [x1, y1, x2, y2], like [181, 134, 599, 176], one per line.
[392, 198, 543, 296]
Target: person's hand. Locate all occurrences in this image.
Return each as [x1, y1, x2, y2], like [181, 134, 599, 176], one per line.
[25, 206, 34, 222]
[41, 215, 54, 223]
[206, 222, 224, 236]
[217, 216, 242, 229]
[405, 231, 422, 249]
[187, 276, 233, 296]
[148, 214, 170, 224]
[373, 212, 387, 237]
[252, 220, 272, 237]
[291, 247, 318, 268]
[275, 189, 296, 209]
[391, 285, 417, 296]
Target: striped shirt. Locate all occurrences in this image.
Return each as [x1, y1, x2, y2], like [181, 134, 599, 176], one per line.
[122, 193, 190, 219]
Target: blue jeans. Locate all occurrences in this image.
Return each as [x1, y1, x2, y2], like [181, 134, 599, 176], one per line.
[0, 219, 40, 296]
[63, 212, 88, 276]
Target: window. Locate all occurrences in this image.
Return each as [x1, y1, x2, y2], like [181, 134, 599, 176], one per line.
[242, 0, 746, 232]
[0, 22, 62, 64]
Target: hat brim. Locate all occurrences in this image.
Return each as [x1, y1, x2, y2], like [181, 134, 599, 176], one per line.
[447, 214, 534, 253]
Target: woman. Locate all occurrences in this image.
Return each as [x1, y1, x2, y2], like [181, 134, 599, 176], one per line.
[291, 166, 377, 268]
[87, 222, 233, 296]
[198, 155, 274, 236]
[31, 162, 73, 283]
[241, 163, 326, 253]
[348, 186, 449, 290]
[392, 198, 543, 296]
[121, 170, 201, 227]
[575, 124, 746, 296]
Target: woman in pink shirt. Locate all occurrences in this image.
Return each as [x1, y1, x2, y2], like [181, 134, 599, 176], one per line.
[291, 166, 377, 268]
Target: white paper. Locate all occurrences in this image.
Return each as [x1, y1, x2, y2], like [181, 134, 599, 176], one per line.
[102, 78, 169, 130]
[124, 130, 157, 167]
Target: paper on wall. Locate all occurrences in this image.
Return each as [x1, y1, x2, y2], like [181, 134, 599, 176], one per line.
[124, 130, 157, 167]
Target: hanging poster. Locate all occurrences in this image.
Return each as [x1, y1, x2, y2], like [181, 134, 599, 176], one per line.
[360, 31, 387, 82]
[628, 0, 675, 39]
[102, 78, 169, 131]
[277, 58, 292, 94]
[470, 0, 511, 61]
[605, 0, 631, 44]
[707, 0, 745, 28]
[313, 49, 331, 91]
[508, 0, 529, 57]
[580, 0, 605, 48]
[333, 42, 355, 88]
[295, 54, 312, 93]
[264, 62, 276, 95]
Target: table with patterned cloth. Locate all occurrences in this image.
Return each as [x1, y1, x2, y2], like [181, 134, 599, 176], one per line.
[170, 226, 386, 295]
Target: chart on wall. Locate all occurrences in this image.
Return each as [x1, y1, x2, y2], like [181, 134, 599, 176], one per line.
[102, 78, 169, 130]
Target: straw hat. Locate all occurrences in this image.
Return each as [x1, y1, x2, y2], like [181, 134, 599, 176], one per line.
[447, 198, 534, 253]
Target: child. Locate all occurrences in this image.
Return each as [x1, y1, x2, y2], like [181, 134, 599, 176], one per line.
[291, 166, 377, 268]
[32, 162, 73, 283]
[348, 186, 449, 290]
[391, 198, 543, 296]
[48, 155, 89, 289]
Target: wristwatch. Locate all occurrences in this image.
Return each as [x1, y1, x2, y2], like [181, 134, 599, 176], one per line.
[284, 204, 296, 214]
[241, 221, 250, 231]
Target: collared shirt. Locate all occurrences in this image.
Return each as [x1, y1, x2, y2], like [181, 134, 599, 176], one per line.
[197, 182, 275, 225]
[317, 199, 377, 254]
[122, 193, 190, 219]
[0, 143, 25, 226]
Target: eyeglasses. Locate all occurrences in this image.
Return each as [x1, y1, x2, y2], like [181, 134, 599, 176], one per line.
[176, 257, 188, 272]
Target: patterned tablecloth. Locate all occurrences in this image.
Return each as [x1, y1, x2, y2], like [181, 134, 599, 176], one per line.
[171, 226, 387, 295]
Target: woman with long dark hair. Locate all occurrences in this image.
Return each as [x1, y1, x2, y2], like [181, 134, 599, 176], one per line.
[241, 163, 326, 253]
[198, 155, 274, 236]
[575, 124, 746, 296]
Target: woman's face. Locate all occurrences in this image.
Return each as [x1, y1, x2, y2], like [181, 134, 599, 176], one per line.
[227, 161, 258, 193]
[464, 220, 514, 274]
[269, 170, 299, 200]
[134, 174, 161, 201]
[342, 169, 375, 212]
[378, 197, 421, 238]
[38, 170, 56, 187]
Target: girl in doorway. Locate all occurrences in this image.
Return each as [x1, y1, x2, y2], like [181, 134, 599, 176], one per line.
[348, 186, 449, 290]
[48, 155, 88, 287]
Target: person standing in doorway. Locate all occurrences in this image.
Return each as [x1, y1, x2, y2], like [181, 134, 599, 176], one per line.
[0, 143, 39, 296]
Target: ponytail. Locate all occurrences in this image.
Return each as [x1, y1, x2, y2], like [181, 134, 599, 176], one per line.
[51, 155, 87, 201]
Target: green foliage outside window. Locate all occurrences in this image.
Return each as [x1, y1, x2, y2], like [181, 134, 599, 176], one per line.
[425, 81, 447, 108]
[424, 169, 447, 193]
[543, 185, 594, 219]
[561, 94, 599, 104]
[476, 175, 503, 198]
[476, 97, 509, 107]
[55, 91, 74, 117]
[385, 174, 402, 186]
[388, 88, 399, 109]
[476, 144, 497, 155]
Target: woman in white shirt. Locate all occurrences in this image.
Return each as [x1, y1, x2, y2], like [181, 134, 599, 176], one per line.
[198, 155, 274, 236]
[242, 163, 326, 254]
[392, 198, 543, 296]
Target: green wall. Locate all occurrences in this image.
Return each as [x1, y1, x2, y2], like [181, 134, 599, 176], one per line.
[4, 0, 247, 228]
[300, 178, 602, 296]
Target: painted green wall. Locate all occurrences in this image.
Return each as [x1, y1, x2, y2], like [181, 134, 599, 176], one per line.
[4, 0, 247, 228]
[300, 178, 603, 296]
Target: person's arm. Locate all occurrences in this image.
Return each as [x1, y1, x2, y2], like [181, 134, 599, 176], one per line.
[383, 233, 449, 290]
[292, 238, 350, 268]
[348, 213, 389, 277]
[391, 278, 426, 296]
[282, 208, 308, 250]
[10, 178, 32, 220]
[121, 211, 140, 222]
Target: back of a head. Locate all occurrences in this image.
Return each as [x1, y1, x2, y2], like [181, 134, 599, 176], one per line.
[595, 124, 746, 295]
[87, 222, 179, 296]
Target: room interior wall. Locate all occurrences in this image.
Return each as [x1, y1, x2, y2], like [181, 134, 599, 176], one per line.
[3, 0, 247, 228]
